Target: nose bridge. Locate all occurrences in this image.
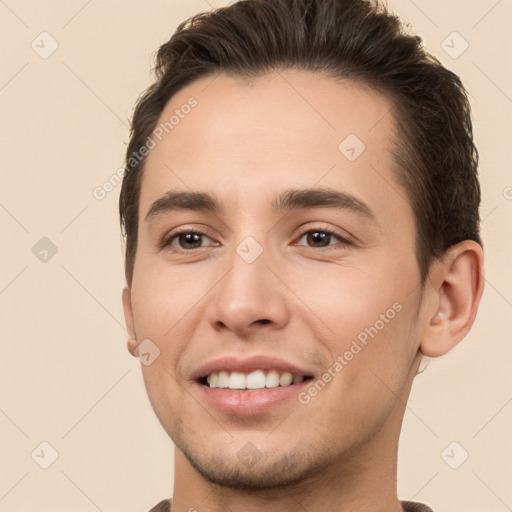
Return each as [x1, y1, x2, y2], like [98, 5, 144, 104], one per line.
[210, 235, 288, 334]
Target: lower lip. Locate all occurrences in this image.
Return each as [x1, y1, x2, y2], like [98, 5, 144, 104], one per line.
[196, 380, 310, 416]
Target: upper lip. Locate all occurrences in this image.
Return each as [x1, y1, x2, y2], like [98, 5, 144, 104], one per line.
[191, 355, 315, 381]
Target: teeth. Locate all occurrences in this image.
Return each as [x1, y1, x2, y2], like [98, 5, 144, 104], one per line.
[266, 370, 280, 388]
[205, 370, 304, 390]
[228, 372, 246, 390]
[217, 371, 229, 388]
[280, 372, 293, 386]
[246, 370, 266, 389]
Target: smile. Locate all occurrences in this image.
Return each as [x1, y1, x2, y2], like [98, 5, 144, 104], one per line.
[204, 370, 309, 390]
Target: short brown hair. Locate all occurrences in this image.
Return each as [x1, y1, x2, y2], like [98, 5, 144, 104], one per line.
[119, 0, 482, 287]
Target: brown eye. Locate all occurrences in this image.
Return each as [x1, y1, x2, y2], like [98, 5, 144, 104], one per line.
[177, 233, 203, 249]
[296, 228, 350, 249]
[164, 231, 213, 251]
[305, 231, 332, 247]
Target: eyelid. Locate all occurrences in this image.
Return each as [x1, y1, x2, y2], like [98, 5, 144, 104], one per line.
[293, 224, 354, 247]
[160, 227, 215, 251]
[160, 223, 355, 253]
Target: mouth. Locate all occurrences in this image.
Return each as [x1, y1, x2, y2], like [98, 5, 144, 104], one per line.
[200, 369, 313, 390]
[192, 355, 316, 415]
[195, 367, 315, 416]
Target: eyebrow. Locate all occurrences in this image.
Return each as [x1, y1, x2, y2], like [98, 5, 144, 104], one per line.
[144, 187, 376, 223]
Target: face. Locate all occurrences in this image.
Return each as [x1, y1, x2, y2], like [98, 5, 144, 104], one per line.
[123, 70, 427, 488]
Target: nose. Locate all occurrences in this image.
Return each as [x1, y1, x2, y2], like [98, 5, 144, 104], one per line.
[208, 247, 290, 337]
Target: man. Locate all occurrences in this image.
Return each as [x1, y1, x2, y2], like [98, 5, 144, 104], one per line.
[119, 0, 484, 511]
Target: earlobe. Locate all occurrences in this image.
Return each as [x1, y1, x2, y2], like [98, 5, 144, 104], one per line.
[420, 241, 484, 357]
[122, 286, 138, 357]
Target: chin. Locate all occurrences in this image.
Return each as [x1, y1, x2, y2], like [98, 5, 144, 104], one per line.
[177, 437, 329, 490]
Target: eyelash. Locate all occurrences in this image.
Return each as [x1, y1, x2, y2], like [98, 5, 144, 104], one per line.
[161, 226, 352, 253]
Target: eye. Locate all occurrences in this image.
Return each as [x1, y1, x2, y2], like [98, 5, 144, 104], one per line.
[162, 230, 215, 252]
[161, 226, 351, 253]
[295, 227, 351, 249]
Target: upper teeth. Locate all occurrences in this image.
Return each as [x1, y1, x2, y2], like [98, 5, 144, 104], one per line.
[206, 370, 304, 390]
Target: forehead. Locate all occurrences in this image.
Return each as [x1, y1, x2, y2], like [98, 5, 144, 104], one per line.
[139, 70, 407, 222]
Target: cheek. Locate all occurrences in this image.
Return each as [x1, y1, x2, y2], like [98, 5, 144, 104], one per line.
[131, 261, 206, 339]
[299, 306, 417, 436]
[289, 263, 404, 339]
[291, 261, 419, 388]
[129, 271, 199, 405]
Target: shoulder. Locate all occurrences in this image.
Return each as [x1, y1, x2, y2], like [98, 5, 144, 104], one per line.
[401, 500, 436, 512]
[146, 499, 171, 512]
[146, 498, 434, 512]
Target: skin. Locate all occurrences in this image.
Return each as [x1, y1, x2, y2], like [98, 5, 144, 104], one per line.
[122, 70, 484, 512]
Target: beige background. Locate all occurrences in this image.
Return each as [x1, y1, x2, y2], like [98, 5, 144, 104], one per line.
[0, 0, 511, 511]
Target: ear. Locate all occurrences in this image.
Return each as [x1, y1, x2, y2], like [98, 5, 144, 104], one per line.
[122, 286, 138, 357]
[420, 240, 484, 357]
